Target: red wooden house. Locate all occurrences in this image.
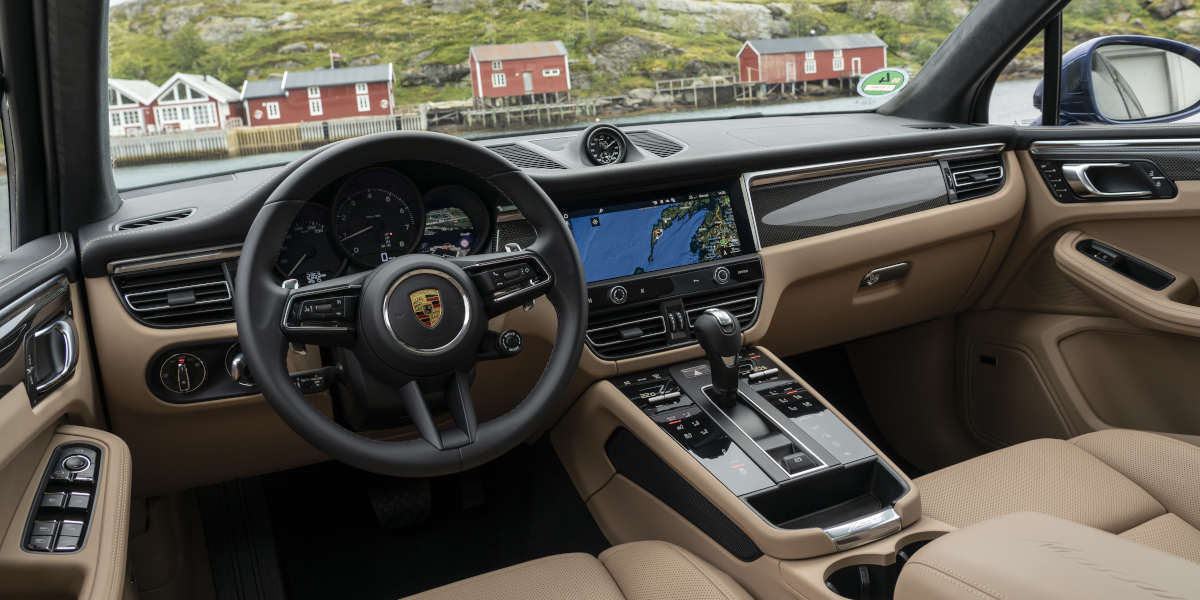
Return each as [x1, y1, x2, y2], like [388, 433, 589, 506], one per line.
[148, 73, 244, 132]
[738, 34, 887, 85]
[240, 64, 394, 126]
[469, 41, 569, 105]
[108, 78, 159, 137]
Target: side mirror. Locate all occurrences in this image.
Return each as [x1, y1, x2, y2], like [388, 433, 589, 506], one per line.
[1033, 35, 1200, 125]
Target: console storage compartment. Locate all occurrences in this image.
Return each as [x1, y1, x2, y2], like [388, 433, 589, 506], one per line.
[743, 459, 906, 530]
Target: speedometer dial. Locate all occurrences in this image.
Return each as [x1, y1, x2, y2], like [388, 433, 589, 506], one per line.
[276, 203, 344, 285]
[332, 168, 424, 267]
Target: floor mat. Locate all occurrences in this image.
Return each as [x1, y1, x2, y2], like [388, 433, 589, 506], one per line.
[261, 438, 610, 600]
[783, 346, 924, 478]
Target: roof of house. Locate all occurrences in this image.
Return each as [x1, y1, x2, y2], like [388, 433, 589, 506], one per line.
[470, 41, 567, 62]
[283, 64, 393, 89]
[241, 78, 285, 100]
[108, 78, 159, 105]
[743, 34, 887, 55]
[158, 72, 243, 102]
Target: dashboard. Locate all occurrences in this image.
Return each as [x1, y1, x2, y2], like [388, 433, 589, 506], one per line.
[273, 164, 496, 286]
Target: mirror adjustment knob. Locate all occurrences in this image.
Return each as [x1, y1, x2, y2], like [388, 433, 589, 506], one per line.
[608, 285, 628, 305]
[62, 455, 89, 472]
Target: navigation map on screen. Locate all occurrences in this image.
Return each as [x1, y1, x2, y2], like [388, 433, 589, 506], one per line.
[567, 189, 742, 283]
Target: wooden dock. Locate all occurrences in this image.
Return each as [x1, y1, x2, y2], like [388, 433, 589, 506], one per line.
[463, 102, 597, 128]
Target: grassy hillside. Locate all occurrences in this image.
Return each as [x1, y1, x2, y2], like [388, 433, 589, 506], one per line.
[108, 0, 1200, 108]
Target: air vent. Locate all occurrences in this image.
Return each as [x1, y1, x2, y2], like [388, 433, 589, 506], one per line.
[946, 155, 1005, 201]
[487, 144, 566, 170]
[587, 303, 669, 359]
[683, 284, 760, 329]
[115, 208, 196, 231]
[627, 131, 684, 158]
[113, 261, 234, 327]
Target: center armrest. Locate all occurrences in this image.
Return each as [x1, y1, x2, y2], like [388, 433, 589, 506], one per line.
[896, 511, 1200, 600]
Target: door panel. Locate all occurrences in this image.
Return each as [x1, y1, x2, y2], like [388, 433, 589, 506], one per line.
[0, 234, 129, 599]
[964, 141, 1200, 446]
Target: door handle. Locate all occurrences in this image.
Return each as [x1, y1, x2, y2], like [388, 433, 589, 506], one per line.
[1060, 163, 1151, 198]
[31, 318, 76, 394]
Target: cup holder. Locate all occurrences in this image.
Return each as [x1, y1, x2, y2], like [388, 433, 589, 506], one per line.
[824, 541, 930, 600]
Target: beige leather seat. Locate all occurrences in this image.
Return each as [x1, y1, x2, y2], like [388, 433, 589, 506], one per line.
[916, 429, 1200, 563]
[402, 540, 753, 600]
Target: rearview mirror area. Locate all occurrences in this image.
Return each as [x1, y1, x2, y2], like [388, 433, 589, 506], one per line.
[1037, 35, 1200, 125]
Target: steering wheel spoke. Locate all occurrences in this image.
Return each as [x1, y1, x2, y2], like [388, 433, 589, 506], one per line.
[402, 371, 478, 451]
[279, 271, 369, 347]
[452, 249, 552, 317]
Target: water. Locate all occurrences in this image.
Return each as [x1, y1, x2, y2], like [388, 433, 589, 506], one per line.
[109, 79, 1048, 192]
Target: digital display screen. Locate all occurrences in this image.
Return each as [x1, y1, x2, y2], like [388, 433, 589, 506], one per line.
[567, 188, 742, 283]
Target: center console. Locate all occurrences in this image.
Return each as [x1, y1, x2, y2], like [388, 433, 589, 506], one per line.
[612, 347, 907, 549]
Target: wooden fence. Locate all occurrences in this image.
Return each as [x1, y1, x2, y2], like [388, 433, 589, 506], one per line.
[112, 113, 427, 166]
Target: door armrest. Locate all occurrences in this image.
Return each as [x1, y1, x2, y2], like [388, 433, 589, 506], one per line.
[1054, 230, 1200, 337]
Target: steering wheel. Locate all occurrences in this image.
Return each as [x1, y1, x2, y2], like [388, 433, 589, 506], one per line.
[234, 132, 587, 477]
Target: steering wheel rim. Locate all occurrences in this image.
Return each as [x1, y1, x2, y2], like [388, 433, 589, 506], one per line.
[234, 131, 587, 477]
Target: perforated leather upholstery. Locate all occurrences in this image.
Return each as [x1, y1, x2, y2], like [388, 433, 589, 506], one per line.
[916, 429, 1200, 563]
[401, 541, 754, 600]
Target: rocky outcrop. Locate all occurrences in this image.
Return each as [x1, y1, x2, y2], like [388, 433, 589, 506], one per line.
[1145, 0, 1193, 19]
[592, 35, 681, 76]
[195, 16, 268, 44]
[598, 0, 787, 39]
[431, 0, 484, 12]
[351, 53, 383, 66]
[279, 41, 310, 54]
[399, 62, 471, 86]
[519, 0, 550, 10]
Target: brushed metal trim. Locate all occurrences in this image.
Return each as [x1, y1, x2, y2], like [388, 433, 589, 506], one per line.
[108, 245, 242, 275]
[740, 143, 1006, 189]
[1030, 139, 1200, 153]
[824, 507, 902, 550]
[700, 385, 829, 480]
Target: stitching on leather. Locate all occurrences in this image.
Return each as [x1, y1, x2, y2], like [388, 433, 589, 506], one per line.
[0, 233, 68, 292]
[904, 563, 1000, 599]
[601, 542, 745, 600]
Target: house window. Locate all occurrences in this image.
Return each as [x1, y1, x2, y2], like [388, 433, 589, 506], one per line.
[491, 73, 507, 87]
[123, 110, 140, 125]
[833, 49, 843, 57]
[805, 51, 814, 59]
[355, 82, 369, 94]
[805, 59, 817, 74]
[542, 68, 561, 77]
[309, 98, 323, 116]
[265, 102, 280, 119]
[833, 56, 845, 71]
[192, 104, 215, 126]
[307, 86, 321, 98]
[175, 82, 187, 99]
[110, 112, 121, 127]
[357, 95, 371, 112]
[158, 106, 179, 122]
[491, 60, 503, 70]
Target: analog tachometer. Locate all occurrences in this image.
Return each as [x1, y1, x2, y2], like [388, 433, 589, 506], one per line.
[276, 203, 345, 285]
[332, 168, 424, 267]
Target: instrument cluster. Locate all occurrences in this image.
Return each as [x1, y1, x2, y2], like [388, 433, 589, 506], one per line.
[275, 166, 494, 285]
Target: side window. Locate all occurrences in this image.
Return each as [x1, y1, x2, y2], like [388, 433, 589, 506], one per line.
[988, 5, 1200, 126]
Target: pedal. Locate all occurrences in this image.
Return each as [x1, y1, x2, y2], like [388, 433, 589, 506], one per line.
[367, 478, 432, 530]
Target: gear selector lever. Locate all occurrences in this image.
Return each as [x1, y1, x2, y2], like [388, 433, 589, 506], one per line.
[693, 308, 742, 410]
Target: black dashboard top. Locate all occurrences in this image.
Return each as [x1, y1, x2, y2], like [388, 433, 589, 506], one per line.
[78, 112, 1017, 278]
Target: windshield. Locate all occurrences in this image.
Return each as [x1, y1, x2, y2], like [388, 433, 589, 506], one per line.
[107, 0, 970, 189]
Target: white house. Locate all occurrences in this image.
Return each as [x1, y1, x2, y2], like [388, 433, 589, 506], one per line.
[107, 78, 158, 137]
[147, 73, 244, 132]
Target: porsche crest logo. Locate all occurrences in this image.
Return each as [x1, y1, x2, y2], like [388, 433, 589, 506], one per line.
[409, 288, 443, 329]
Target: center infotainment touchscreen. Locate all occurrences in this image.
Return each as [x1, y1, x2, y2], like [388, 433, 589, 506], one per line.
[566, 188, 742, 283]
